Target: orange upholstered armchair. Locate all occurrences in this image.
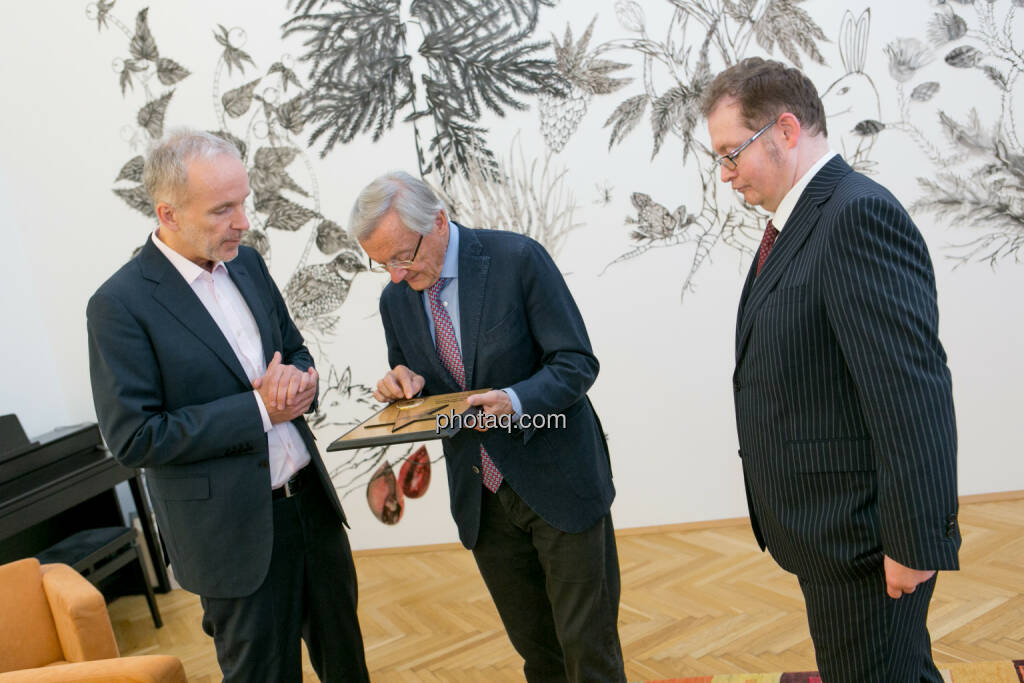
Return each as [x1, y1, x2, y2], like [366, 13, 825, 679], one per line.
[0, 558, 185, 683]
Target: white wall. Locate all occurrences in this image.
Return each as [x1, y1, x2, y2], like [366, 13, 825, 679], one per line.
[2, 0, 1022, 551]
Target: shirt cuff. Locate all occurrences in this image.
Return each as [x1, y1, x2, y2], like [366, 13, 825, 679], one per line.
[252, 390, 273, 432]
[503, 388, 523, 421]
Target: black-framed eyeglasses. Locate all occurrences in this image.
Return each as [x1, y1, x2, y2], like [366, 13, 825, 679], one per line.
[714, 118, 778, 171]
[368, 234, 423, 273]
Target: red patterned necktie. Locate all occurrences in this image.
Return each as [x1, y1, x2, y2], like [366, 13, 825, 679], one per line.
[427, 278, 503, 493]
[756, 219, 779, 276]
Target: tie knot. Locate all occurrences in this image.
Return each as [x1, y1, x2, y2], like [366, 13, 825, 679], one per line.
[427, 277, 449, 300]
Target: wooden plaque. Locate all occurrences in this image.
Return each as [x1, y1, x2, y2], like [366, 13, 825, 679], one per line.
[325, 389, 491, 451]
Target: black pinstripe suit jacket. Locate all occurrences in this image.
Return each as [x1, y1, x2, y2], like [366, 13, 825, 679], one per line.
[733, 155, 960, 583]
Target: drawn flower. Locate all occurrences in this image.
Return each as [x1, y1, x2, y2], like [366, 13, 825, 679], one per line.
[884, 38, 934, 82]
[927, 11, 968, 44]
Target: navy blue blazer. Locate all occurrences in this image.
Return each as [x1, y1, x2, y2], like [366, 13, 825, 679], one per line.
[379, 226, 615, 548]
[733, 155, 960, 583]
[87, 240, 345, 598]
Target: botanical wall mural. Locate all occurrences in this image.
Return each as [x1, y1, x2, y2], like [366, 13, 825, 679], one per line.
[882, 1, 1024, 266]
[87, 0, 1023, 525]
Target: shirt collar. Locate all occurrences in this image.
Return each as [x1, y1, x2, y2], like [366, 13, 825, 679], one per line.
[151, 229, 225, 283]
[440, 220, 459, 279]
[771, 150, 837, 231]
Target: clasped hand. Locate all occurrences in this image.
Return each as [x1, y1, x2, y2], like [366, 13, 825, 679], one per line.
[252, 351, 319, 424]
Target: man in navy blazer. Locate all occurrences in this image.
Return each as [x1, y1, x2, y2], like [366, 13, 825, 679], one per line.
[87, 129, 368, 682]
[352, 171, 624, 682]
[702, 59, 959, 681]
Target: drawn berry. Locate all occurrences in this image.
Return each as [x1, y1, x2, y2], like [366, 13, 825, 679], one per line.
[367, 460, 404, 524]
[399, 445, 431, 498]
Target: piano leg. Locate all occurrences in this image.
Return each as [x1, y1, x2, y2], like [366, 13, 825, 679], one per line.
[128, 473, 171, 593]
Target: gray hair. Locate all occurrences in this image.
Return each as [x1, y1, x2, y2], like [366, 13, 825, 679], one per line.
[348, 171, 445, 241]
[142, 128, 242, 207]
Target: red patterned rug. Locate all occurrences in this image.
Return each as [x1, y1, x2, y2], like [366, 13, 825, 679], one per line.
[639, 659, 1024, 682]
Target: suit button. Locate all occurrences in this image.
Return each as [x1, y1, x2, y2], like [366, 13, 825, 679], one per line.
[733, 379, 741, 392]
[472, 466, 480, 474]
[258, 460, 269, 469]
[945, 514, 957, 538]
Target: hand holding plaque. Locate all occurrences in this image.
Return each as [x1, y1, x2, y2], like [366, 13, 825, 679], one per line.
[326, 388, 492, 451]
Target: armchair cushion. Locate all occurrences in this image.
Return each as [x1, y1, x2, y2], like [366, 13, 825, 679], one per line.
[0, 559, 185, 683]
[40, 563, 118, 662]
[0, 655, 187, 682]
[0, 558, 62, 672]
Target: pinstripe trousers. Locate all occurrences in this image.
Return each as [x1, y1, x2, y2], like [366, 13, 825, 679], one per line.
[799, 572, 942, 682]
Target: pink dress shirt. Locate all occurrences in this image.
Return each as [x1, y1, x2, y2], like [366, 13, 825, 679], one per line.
[151, 230, 310, 487]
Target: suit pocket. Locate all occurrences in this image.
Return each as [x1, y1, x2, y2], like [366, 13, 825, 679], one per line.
[480, 306, 530, 359]
[762, 285, 806, 309]
[149, 475, 211, 501]
[785, 437, 874, 472]
[482, 306, 525, 340]
[770, 439, 881, 574]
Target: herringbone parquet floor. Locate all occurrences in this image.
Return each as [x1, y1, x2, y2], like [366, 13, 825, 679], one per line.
[109, 494, 1024, 681]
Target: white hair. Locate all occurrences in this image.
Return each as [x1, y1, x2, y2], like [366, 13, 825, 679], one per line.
[348, 171, 445, 240]
[142, 128, 242, 207]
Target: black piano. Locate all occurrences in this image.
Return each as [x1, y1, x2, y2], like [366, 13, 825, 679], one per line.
[0, 414, 170, 595]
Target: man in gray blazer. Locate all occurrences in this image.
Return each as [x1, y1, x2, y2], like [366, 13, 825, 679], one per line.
[702, 59, 959, 681]
[87, 129, 368, 682]
[353, 171, 624, 683]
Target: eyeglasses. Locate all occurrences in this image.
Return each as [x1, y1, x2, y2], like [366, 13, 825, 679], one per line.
[714, 118, 778, 171]
[368, 234, 423, 273]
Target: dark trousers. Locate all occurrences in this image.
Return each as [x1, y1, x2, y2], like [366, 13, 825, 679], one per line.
[471, 483, 626, 683]
[200, 473, 369, 683]
[799, 571, 941, 683]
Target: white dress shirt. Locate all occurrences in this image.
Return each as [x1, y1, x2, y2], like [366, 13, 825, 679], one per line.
[771, 150, 838, 231]
[151, 230, 310, 487]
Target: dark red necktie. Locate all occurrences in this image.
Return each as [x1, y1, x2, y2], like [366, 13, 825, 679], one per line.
[756, 220, 779, 276]
[427, 278, 502, 493]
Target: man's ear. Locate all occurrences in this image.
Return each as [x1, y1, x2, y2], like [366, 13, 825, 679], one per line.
[156, 202, 178, 231]
[776, 112, 802, 149]
[434, 208, 449, 234]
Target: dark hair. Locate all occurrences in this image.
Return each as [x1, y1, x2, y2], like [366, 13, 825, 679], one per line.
[700, 57, 827, 137]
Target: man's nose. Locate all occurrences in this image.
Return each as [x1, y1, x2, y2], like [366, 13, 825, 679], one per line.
[390, 268, 406, 284]
[235, 207, 250, 231]
[720, 163, 736, 183]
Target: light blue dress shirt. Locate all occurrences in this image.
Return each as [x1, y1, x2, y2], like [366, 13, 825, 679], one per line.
[422, 222, 523, 418]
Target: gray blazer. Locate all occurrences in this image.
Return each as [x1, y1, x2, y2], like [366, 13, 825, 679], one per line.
[733, 155, 960, 583]
[87, 240, 344, 598]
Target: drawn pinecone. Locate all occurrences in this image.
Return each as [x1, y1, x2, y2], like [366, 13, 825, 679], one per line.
[540, 85, 590, 153]
[539, 18, 631, 154]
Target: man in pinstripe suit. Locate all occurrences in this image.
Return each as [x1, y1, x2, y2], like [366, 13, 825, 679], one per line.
[701, 58, 960, 681]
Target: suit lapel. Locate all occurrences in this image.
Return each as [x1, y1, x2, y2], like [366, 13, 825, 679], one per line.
[456, 226, 490, 391]
[140, 240, 251, 387]
[396, 278, 456, 390]
[735, 254, 759, 350]
[226, 259, 275, 365]
[735, 155, 852, 365]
